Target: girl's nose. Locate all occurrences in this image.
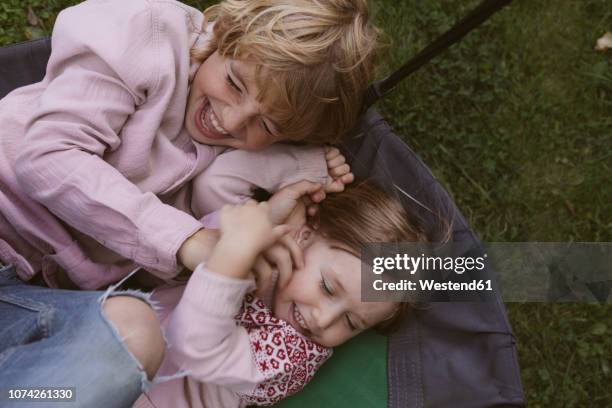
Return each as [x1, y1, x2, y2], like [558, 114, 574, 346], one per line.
[312, 303, 344, 331]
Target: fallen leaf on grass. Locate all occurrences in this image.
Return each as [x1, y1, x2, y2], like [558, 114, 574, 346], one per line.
[594, 32, 612, 51]
[27, 7, 40, 27]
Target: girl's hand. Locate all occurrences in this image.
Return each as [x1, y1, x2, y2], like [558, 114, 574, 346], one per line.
[219, 200, 289, 253]
[207, 200, 289, 280]
[177, 229, 221, 272]
[253, 234, 303, 299]
[324, 146, 354, 193]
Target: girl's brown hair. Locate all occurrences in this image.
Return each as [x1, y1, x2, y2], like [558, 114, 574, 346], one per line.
[192, 0, 380, 144]
[312, 180, 428, 334]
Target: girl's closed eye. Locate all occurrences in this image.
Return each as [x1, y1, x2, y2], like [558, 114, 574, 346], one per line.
[320, 274, 357, 331]
[346, 315, 357, 331]
[320, 275, 333, 296]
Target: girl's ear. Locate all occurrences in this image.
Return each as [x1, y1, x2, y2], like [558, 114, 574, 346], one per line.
[295, 224, 316, 249]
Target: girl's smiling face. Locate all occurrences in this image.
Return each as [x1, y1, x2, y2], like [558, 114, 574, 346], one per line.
[273, 227, 397, 348]
[185, 51, 283, 150]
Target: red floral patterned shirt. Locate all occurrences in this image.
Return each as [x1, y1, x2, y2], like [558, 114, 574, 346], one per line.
[234, 293, 333, 405]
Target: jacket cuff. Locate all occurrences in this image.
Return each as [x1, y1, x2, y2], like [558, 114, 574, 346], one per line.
[184, 263, 255, 316]
[136, 203, 204, 277]
[289, 145, 328, 186]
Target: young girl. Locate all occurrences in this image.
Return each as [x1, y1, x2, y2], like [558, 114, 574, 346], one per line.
[0, 180, 422, 407]
[134, 180, 425, 407]
[0, 0, 378, 289]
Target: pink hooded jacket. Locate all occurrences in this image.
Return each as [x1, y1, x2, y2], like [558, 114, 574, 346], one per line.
[0, 0, 326, 290]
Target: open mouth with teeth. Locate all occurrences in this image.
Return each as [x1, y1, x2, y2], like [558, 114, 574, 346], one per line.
[195, 98, 230, 140]
[292, 302, 310, 333]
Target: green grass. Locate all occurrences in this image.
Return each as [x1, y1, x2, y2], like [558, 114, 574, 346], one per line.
[373, 1, 612, 405]
[1, 0, 611, 406]
[373, 1, 611, 405]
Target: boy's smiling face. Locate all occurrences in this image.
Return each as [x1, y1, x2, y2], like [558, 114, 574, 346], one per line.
[273, 228, 397, 348]
[185, 51, 284, 150]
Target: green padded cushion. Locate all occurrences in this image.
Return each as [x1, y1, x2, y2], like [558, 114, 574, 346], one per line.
[273, 330, 387, 408]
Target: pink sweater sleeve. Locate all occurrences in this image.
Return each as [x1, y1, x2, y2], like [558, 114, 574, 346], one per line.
[165, 265, 266, 395]
[191, 144, 328, 218]
[13, 1, 203, 276]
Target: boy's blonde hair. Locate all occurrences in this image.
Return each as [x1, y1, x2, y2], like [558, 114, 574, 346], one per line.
[192, 0, 379, 144]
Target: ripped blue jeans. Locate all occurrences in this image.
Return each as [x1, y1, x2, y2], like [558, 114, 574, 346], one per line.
[0, 264, 154, 407]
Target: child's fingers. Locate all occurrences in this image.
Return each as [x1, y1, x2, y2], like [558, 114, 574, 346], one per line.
[275, 238, 302, 289]
[253, 256, 273, 285]
[263, 236, 302, 289]
[264, 245, 292, 287]
[286, 180, 323, 199]
[308, 188, 326, 203]
[329, 163, 351, 178]
[326, 154, 346, 169]
[272, 180, 323, 204]
[324, 179, 345, 193]
[280, 234, 303, 270]
[324, 146, 341, 160]
[271, 224, 291, 240]
[301, 193, 320, 216]
[307, 204, 318, 217]
[252, 256, 274, 298]
[340, 172, 354, 185]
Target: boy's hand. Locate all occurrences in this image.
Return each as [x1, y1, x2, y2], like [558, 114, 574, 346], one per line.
[268, 180, 323, 226]
[324, 146, 354, 193]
